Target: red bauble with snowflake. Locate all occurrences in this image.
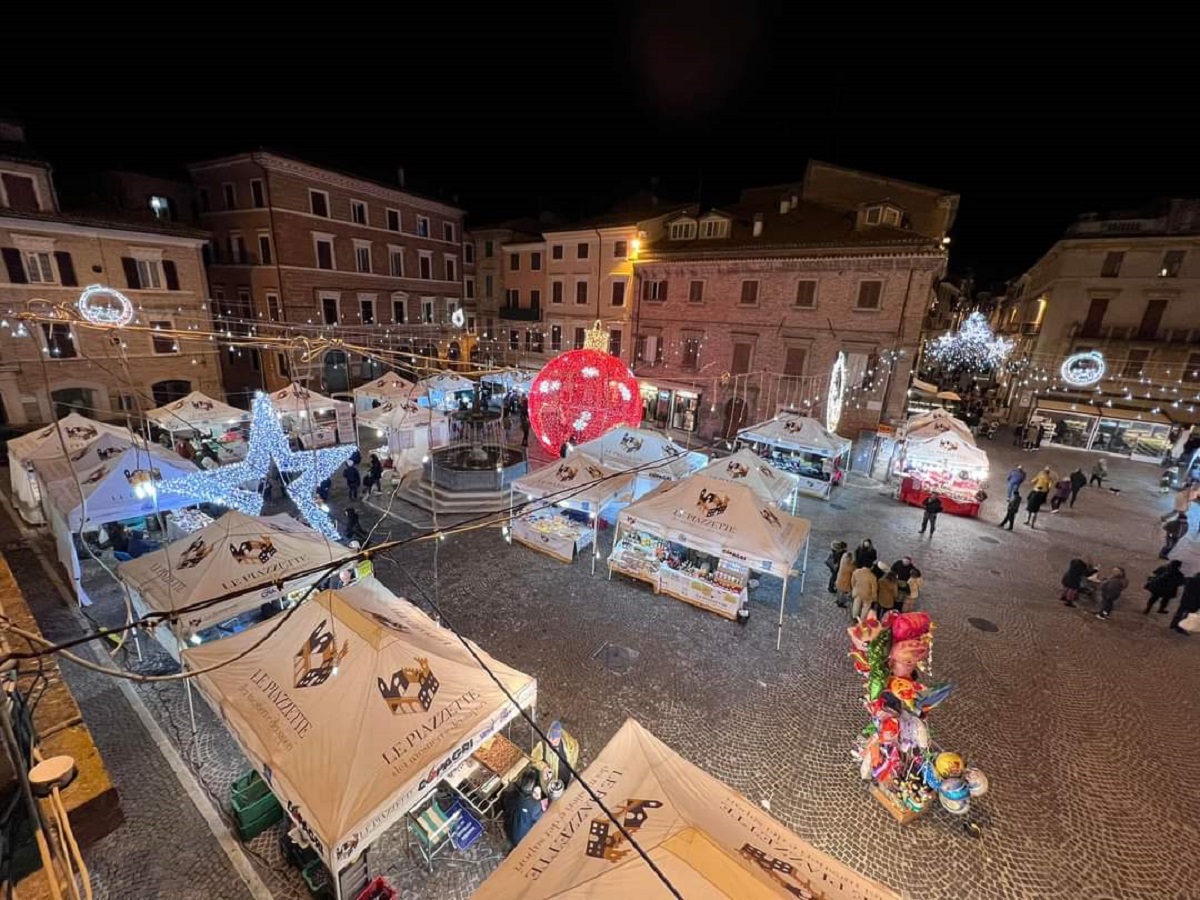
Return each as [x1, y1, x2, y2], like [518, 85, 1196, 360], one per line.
[528, 348, 642, 454]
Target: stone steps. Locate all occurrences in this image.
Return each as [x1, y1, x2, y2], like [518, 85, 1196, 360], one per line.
[393, 470, 515, 516]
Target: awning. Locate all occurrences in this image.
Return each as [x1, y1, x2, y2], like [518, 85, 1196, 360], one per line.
[1034, 400, 1102, 417]
[146, 391, 251, 432]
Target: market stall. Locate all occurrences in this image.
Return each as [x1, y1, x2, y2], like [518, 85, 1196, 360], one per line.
[417, 370, 475, 411]
[33, 434, 201, 604]
[896, 434, 990, 517]
[610, 475, 810, 643]
[357, 398, 449, 473]
[184, 581, 537, 900]
[574, 426, 705, 499]
[509, 451, 634, 570]
[473, 717, 900, 900]
[6, 413, 134, 524]
[480, 368, 535, 396]
[146, 390, 252, 463]
[117, 510, 356, 653]
[269, 383, 355, 448]
[735, 413, 851, 500]
[696, 449, 799, 510]
[901, 408, 975, 444]
[352, 372, 418, 412]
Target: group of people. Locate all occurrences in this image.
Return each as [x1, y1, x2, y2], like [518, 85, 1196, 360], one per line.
[1001, 462, 1103, 530]
[342, 451, 385, 502]
[1061, 555, 1200, 632]
[826, 539, 924, 622]
[501, 720, 579, 848]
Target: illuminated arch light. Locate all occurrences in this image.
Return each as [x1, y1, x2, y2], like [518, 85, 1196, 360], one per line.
[1060, 351, 1106, 387]
[827, 352, 847, 433]
[77, 284, 135, 327]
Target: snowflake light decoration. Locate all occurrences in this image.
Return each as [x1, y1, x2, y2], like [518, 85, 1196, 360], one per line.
[528, 348, 641, 453]
[925, 312, 1013, 372]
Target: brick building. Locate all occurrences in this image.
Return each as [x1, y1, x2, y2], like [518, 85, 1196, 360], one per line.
[188, 153, 466, 403]
[631, 163, 956, 440]
[0, 123, 218, 426]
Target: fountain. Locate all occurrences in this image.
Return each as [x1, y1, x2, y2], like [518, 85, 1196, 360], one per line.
[422, 390, 527, 497]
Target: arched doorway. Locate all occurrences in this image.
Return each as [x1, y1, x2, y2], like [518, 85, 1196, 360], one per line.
[152, 380, 192, 407]
[323, 351, 349, 393]
[447, 341, 461, 362]
[51, 387, 99, 419]
[722, 397, 748, 438]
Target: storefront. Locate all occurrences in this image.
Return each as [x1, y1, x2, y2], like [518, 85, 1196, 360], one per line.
[638, 381, 702, 434]
[1027, 399, 1173, 463]
[1027, 400, 1101, 450]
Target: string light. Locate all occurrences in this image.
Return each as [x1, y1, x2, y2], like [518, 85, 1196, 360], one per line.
[925, 311, 1013, 372]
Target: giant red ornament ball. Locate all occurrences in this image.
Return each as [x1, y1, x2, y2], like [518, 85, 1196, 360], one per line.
[527, 348, 643, 454]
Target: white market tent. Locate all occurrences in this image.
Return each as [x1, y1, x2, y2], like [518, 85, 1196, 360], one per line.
[901, 433, 989, 475]
[902, 407, 975, 443]
[696, 449, 799, 509]
[7, 414, 134, 523]
[117, 511, 355, 643]
[146, 390, 251, 436]
[511, 451, 636, 572]
[269, 383, 354, 447]
[474, 718, 899, 900]
[574, 426, 704, 497]
[480, 368, 535, 393]
[185, 580, 537, 896]
[417, 370, 475, 410]
[352, 373, 419, 411]
[735, 413, 852, 500]
[356, 399, 449, 471]
[618, 474, 811, 647]
[33, 434, 200, 601]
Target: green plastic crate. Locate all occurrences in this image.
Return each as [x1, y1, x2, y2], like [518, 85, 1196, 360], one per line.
[235, 799, 283, 841]
[302, 859, 333, 899]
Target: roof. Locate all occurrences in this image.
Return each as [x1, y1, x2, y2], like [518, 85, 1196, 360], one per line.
[542, 193, 697, 233]
[0, 206, 209, 240]
[805, 160, 959, 199]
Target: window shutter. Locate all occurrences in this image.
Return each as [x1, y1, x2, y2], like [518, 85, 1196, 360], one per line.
[54, 251, 78, 286]
[2, 248, 28, 284]
[162, 260, 180, 291]
[121, 257, 141, 289]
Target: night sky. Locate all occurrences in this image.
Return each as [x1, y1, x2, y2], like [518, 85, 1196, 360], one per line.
[3, 5, 1194, 284]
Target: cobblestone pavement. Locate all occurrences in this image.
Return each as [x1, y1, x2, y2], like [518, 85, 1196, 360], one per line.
[7, 431, 1200, 899]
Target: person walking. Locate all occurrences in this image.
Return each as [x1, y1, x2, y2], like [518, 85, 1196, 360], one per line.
[1169, 573, 1200, 635]
[1161, 485, 1196, 522]
[1050, 477, 1073, 513]
[919, 493, 944, 537]
[835, 550, 854, 608]
[1034, 424, 1046, 450]
[1025, 488, 1047, 528]
[1094, 566, 1128, 620]
[850, 564, 878, 622]
[1006, 465, 1026, 499]
[343, 461, 361, 502]
[343, 506, 367, 543]
[999, 490, 1022, 530]
[853, 539, 878, 570]
[1068, 468, 1087, 508]
[1060, 557, 1096, 607]
[1144, 559, 1185, 614]
[825, 541, 848, 594]
[1089, 458, 1108, 487]
[368, 453, 384, 495]
[1160, 513, 1188, 559]
[1013, 424, 1026, 448]
[1030, 466, 1053, 493]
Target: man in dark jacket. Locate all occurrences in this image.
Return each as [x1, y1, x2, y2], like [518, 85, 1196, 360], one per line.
[343, 462, 361, 502]
[1169, 573, 1200, 635]
[1145, 559, 1185, 614]
[1060, 557, 1097, 607]
[919, 493, 944, 538]
[1160, 513, 1188, 559]
[999, 491, 1022, 530]
[502, 770, 544, 848]
[1068, 468, 1088, 507]
[825, 541, 848, 594]
[853, 539, 877, 570]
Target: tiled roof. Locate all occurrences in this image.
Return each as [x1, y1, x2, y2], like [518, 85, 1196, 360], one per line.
[0, 206, 209, 240]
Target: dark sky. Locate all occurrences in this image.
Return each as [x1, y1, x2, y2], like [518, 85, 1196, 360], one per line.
[3, 5, 1195, 283]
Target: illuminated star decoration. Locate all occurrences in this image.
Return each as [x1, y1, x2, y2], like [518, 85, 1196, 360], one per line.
[925, 311, 1014, 372]
[159, 393, 357, 540]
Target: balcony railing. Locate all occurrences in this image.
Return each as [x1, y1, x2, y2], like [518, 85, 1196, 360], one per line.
[1070, 322, 1198, 344]
[498, 306, 541, 321]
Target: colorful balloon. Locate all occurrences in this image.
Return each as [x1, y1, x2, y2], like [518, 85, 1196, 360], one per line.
[915, 681, 954, 714]
[887, 676, 919, 709]
[964, 768, 989, 797]
[935, 752, 965, 779]
[890, 611, 931, 642]
[889, 638, 929, 678]
[939, 777, 970, 801]
[939, 793, 971, 815]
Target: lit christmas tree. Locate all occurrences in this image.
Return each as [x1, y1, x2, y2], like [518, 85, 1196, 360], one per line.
[925, 312, 1013, 373]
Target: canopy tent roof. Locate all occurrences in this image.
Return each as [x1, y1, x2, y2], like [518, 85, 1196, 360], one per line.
[417, 370, 475, 394]
[35, 434, 200, 528]
[480, 369, 536, 391]
[474, 718, 899, 900]
[269, 383, 349, 415]
[903, 408, 974, 442]
[8, 413, 133, 466]
[903, 433, 990, 472]
[357, 398, 435, 431]
[737, 414, 852, 457]
[512, 451, 635, 510]
[574, 427, 698, 481]
[353, 373, 419, 403]
[146, 391, 251, 432]
[118, 511, 355, 635]
[696, 450, 798, 507]
[185, 581, 536, 870]
[621, 474, 810, 573]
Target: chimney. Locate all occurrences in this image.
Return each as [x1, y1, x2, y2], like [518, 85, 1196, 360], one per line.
[779, 196, 790, 215]
[397, 166, 406, 188]
[753, 213, 764, 237]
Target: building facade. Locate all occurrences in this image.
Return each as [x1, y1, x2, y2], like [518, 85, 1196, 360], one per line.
[996, 199, 1200, 457]
[188, 153, 466, 403]
[0, 125, 218, 426]
[631, 163, 956, 440]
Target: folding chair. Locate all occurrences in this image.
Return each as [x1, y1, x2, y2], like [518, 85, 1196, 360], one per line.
[405, 795, 460, 872]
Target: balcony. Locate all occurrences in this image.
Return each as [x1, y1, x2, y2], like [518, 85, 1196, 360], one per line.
[1070, 322, 1199, 344]
[498, 305, 541, 321]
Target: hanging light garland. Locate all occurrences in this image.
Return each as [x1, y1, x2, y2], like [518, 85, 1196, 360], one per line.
[925, 312, 1014, 372]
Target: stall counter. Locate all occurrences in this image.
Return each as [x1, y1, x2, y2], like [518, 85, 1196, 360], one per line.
[512, 511, 594, 563]
[658, 566, 744, 620]
[898, 476, 981, 517]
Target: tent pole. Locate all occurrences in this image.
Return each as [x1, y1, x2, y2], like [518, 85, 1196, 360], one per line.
[776, 574, 789, 652]
[178, 635, 197, 734]
[590, 513, 598, 576]
[801, 535, 810, 592]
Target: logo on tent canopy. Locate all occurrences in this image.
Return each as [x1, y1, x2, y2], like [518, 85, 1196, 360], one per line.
[760, 508, 782, 528]
[377, 658, 440, 714]
[65, 425, 98, 441]
[726, 460, 749, 479]
[177, 537, 215, 569]
[97, 444, 126, 461]
[294, 620, 348, 688]
[740, 844, 822, 896]
[230, 537, 278, 565]
[83, 466, 108, 485]
[555, 463, 578, 482]
[696, 489, 729, 519]
[585, 799, 663, 862]
[783, 418, 803, 434]
[618, 434, 643, 453]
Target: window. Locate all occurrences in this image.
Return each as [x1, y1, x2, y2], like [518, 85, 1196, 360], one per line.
[266, 292, 282, 322]
[443, 222, 455, 242]
[1081, 297, 1109, 337]
[530, 251, 542, 271]
[1121, 349, 1149, 378]
[577, 242, 590, 259]
[390, 294, 408, 323]
[1, 173, 40, 211]
[418, 251, 432, 280]
[351, 200, 367, 225]
[421, 298, 435, 323]
[465, 277, 475, 299]
[551, 325, 562, 351]
[321, 295, 339, 325]
[41, 323, 77, 359]
[740, 280, 759, 305]
[611, 280, 626, 307]
[614, 240, 628, 259]
[445, 256, 457, 281]
[258, 233, 273, 266]
[116, 392, 136, 412]
[389, 246, 405, 277]
[530, 289, 541, 311]
[148, 195, 173, 220]
[1100, 251, 1124, 278]
[484, 240, 495, 257]
[355, 242, 372, 273]
[551, 281, 564, 304]
[506, 289, 520, 308]
[250, 179, 265, 208]
[865, 206, 882, 225]
[23, 250, 55, 284]
[1138, 299, 1167, 340]
[387, 209, 401, 232]
[531, 330, 544, 353]
[222, 182, 236, 209]
[575, 281, 588, 304]
[731, 341, 753, 375]
[509, 330, 520, 351]
[1182, 351, 1200, 384]
[1160, 250, 1185, 278]
[136, 258, 163, 289]
[681, 331, 702, 370]
[314, 236, 334, 270]
[359, 294, 376, 324]
[856, 280, 883, 310]
[642, 279, 668, 302]
[688, 280, 705, 304]
[636, 332, 663, 365]
[573, 326, 586, 350]
[197, 187, 210, 213]
[227, 232, 246, 264]
[509, 253, 520, 271]
[609, 329, 622, 358]
[484, 274, 494, 297]
[700, 219, 729, 239]
[416, 216, 430, 237]
[150, 320, 177, 355]
[795, 280, 817, 308]
[309, 190, 329, 218]
[784, 346, 807, 376]
[669, 221, 696, 240]
[551, 244, 564, 260]
[277, 353, 291, 378]
[463, 243, 474, 264]
[249, 349, 262, 372]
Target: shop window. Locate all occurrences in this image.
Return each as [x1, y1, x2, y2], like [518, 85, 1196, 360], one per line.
[671, 393, 700, 432]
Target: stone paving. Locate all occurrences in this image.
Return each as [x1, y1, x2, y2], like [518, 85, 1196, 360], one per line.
[5, 430, 1200, 899]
